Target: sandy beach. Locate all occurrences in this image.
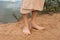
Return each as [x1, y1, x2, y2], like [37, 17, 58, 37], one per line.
[0, 13, 60, 40]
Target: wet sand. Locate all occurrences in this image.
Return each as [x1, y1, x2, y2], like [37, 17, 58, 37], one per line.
[0, 13, 60, 40]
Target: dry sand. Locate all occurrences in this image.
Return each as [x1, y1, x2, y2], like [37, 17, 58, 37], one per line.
[0, 13, 60, 40]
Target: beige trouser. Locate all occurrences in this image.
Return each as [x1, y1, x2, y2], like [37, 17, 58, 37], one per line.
[20, 0, 45, 14]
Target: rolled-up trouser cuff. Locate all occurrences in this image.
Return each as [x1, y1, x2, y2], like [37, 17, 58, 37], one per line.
[20, 8, 32, 14]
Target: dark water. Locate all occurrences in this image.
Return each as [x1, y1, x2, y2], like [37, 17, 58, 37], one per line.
[0, 1, 22, 23]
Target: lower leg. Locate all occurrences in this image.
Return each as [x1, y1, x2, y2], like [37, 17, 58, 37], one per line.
[31, 10, 45, 30]
[31, 10, 38, 23]
[22, 14, 31, 35]
[23, 14, 29, 27]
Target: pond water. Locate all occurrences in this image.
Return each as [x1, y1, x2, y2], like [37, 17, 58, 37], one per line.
[0, 1, 22, 23]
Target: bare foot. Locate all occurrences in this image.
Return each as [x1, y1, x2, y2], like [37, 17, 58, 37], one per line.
[22, 27, 31, 35]
[31, 23, 45, 30]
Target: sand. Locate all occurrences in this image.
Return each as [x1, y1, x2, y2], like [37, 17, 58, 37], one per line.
[0, 13, 60, 40]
